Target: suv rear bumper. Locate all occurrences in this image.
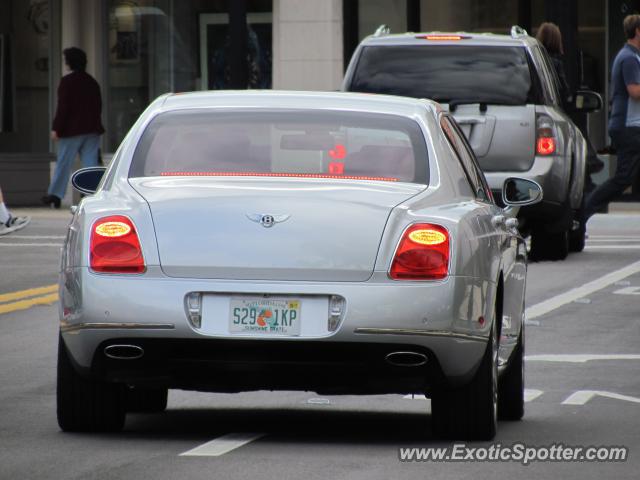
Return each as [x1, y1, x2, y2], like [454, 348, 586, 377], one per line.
[486, 155, 572, 227]
[485, 155, 566, 204]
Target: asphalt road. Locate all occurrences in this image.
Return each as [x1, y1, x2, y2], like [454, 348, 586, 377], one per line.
[1, 208, 639, 479]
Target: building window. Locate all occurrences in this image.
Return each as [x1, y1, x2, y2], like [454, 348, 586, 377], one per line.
[0, 0, 52, 153]
[106, 0, 272, 152]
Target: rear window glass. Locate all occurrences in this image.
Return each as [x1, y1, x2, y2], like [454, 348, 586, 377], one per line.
[129, 110, 429, 184]
[350, 45, 538, 106]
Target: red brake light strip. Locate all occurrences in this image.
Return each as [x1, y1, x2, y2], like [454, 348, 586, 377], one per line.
[159, 172, 399, 182]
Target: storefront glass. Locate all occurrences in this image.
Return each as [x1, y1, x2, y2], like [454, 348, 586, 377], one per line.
[106, 0, 272, 151]
[420, 0, 518, 33]
[0, 0, 52, 153]
[358, 0, 407, 39]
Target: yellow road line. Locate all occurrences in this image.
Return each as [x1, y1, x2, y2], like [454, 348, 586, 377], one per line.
[0, 293, 59, 315]
[0, 284, 57, 304]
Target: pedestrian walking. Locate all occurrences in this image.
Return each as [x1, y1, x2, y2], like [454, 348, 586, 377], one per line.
[537, 21, 603, 195]
[42, 47, 104, 209]
[0, 186, 30, 235]
[584, 14, 640, 221]
[536, 22, 570, 106]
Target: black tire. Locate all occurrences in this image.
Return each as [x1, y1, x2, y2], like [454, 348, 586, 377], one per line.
[498, 331, 525, 421]
[431, 320, 498, 440]
[529, 228, 569, 261]
[127, 387, 168, 413]
[56, 336, 126, 432]
[569, 216, 586, 253]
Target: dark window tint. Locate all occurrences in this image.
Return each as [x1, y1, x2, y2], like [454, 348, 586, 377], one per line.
[129, 110, 429, 184]
[350, 45, 539, 105]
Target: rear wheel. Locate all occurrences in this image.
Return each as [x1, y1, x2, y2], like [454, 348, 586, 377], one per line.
[56, 335, 126, 432]
[431, 319, 498, 440]
[569, 208, 587, 252]
[127, 387, 168, 413]
[498, 331, 525, 421]
[529, 228, 569, 261]
[569, 223, 586, 252]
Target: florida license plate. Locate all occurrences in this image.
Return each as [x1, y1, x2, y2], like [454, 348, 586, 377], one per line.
[229, 297, 301, 335]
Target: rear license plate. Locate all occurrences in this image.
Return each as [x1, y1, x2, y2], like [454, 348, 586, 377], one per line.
[229, 297, 301, 335]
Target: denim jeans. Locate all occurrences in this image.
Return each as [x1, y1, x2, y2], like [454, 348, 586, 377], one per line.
[48, 134, 101, 199]
[584, 127, 640, 221]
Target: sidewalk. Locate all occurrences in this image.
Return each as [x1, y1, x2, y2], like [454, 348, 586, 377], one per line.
[608, 202, 640, 214]
[11, 207, 73, 219]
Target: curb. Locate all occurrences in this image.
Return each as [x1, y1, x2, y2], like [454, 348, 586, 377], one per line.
[11, 207, 72, 219]
[608, 202, 640, 214]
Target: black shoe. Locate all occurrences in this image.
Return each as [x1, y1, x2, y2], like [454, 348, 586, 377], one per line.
[41, 195, 61, 209]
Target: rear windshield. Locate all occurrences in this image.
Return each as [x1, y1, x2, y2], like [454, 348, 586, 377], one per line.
[129, 109, 429, 184]
[350, 45, 538, 106]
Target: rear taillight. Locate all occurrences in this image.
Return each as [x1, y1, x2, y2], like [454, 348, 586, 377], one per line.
[536, 114, 556, 155]
[389, 224, 450, 280]
[90, 215, 145, 274]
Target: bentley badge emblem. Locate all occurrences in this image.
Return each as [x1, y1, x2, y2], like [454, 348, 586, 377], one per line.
[246, 213, 291, 228]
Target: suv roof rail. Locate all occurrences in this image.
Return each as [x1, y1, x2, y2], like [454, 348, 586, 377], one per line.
[510, 25, 528, 38]
[373, 24, 391, 37]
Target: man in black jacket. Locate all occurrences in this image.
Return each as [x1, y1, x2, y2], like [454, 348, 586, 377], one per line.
[42, 47, 104, 208]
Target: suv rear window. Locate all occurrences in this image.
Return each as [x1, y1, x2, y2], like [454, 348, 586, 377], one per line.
[350, 45, 539, 106]
[129, 109, 429, 184]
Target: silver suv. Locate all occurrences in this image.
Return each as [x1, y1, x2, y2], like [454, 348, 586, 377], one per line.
[343, 26, 602, 260]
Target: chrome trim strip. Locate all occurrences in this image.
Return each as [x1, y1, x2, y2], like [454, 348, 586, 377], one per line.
[353, 327, 486, 342]
[61, 322, 175, 333]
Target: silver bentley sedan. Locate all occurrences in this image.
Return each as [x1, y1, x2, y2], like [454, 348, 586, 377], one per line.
[58, 91, 541, 440]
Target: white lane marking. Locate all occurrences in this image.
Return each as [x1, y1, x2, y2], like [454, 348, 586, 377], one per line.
[180, 432, 265, 457]
[562, 390, 640, 406]
[588, 235, 640, 239]
[1, 235, 65, 239]
[613, 286, 640, 295]
[403, 390, 543, 402]
[0, 243, 62, 247]
[524, 389, 544, 402]
[587, 239, 640, 243]
[525, 259, 640, 319]
[585, 245, 640, 250]
[526, 354, 640, 363]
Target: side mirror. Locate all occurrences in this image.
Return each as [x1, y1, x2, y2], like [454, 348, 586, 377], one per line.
[502, 177, 543, 206]
[573, 90, 602, 113]
[71, 167, 106, 195]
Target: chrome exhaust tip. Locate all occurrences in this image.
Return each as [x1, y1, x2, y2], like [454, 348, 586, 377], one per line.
[385, 351, 428, 367]
[104, 344, 144, 360]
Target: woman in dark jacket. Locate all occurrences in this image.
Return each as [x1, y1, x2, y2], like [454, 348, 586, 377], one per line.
[536, 22, 603, 199]
[536, 22, 570, 107]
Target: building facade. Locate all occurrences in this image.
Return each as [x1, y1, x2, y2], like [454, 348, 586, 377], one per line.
[0, 0, 634, 204]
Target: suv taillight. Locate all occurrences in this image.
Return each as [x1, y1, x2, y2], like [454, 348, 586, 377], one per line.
[389, 224, 450, 280]
[90, 215, 145, 273]
[536, 114, 556, 155]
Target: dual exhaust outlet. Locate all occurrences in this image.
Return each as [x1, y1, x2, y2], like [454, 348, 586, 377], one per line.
[385, 351, 428, 367]
[104, 344, 144, 360]
[103, 345, 426, 367]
